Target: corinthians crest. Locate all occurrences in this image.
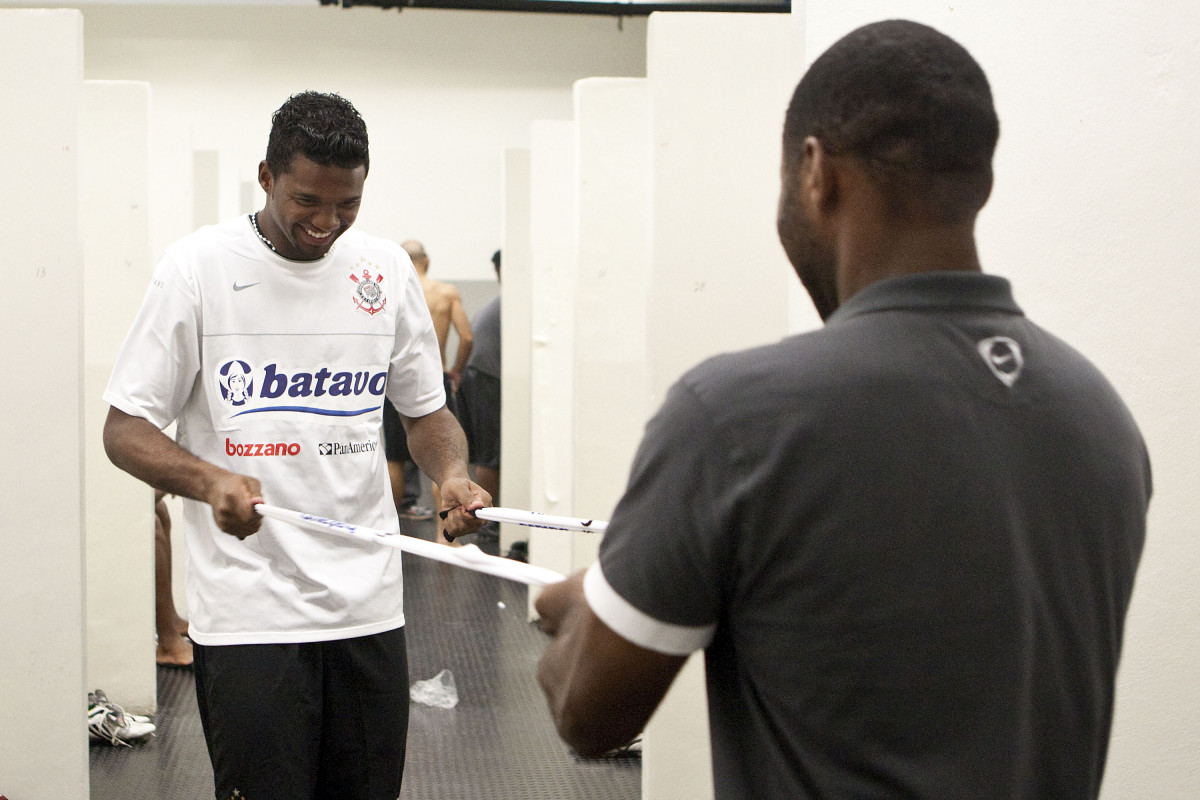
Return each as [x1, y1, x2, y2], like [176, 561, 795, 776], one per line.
[349, 267, 387, 316]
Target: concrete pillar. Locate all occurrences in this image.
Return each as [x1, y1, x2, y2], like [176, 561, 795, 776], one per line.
[0, 9, 88, 800]
[527, 120, 578, 603]
[82, 80, 157, 714]
[571, 77, 653, 562]
[500, 148, 533, 556]
[641, 12, 802, 800]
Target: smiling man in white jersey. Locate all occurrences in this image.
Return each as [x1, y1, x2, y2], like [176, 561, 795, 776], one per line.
[103, 91, 488, 800]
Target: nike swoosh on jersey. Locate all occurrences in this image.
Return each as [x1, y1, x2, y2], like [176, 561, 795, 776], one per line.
[233, 281, 260, 292]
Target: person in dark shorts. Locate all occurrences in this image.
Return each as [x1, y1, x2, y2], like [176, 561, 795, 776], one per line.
[403, 239, 471, 542]
[383, 398, 431, 520]
[456, 249, 501, 506]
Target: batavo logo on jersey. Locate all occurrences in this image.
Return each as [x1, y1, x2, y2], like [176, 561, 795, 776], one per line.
[226, 438, 301, 457]
[258, 364, 387, 399]
[318, 440, 378, 456]
[214, 359, 388, 421]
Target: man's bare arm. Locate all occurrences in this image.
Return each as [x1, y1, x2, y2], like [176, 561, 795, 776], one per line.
[448, 291, 473, 388]
[103, 406, 263, 538]
[536, 571, 687, 757]
[402, 405, 488, 538]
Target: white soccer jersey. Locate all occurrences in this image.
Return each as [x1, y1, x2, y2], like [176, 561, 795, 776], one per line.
[105, 216, 446, 645]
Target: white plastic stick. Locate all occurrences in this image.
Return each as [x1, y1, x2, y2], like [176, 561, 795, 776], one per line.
[254, 504, 566, 587]
[472, 506, 609, 533]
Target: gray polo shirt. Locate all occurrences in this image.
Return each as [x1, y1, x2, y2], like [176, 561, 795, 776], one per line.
[588, 271, 1150, 799]
[466, 296, 500, 378]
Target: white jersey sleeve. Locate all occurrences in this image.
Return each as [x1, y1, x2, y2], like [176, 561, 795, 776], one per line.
[104, 252, 202, 429]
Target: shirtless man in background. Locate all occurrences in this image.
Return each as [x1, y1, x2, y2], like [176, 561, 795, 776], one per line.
[403, 240, 473, 391]
[402, 239, 473, 542]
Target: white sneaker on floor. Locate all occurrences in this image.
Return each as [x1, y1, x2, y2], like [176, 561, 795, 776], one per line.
[91, 689, 151, 723]
[88, 690, 155, 746]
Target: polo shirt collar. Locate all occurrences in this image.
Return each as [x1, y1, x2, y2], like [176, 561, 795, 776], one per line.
[828, 271, 1023, 323]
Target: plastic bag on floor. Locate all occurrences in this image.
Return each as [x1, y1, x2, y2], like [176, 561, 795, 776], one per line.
[410, 669, 459, 708]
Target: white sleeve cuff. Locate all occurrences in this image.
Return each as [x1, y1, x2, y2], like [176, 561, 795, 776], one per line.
[583, 561, 715, 657]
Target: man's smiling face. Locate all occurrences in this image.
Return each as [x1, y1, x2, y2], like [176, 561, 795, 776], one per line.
[257, 154, 366, 261]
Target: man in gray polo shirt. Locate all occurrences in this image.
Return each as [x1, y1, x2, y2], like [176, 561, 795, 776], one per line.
[535, 20, 1150, 799]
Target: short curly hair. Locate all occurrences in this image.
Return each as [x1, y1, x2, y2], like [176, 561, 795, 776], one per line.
[783, 20, 999, 222]
[265, 91, 370, 177]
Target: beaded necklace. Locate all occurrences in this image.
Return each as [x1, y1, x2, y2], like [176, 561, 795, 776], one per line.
[249, 212, 279, 254]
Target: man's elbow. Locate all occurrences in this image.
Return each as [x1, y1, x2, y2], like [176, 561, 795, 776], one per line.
[548, 695, 626, 758]
[102, 408, 127, 466]
[541, 668, 643, 757]
[103, 406, 146, 470]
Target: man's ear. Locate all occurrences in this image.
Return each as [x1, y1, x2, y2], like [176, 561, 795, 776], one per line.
[258, 160, 273, 195]
[802, 136, 839, 219]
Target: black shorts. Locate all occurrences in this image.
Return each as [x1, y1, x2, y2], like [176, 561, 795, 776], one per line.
[193, 626, 409, 800]
[456, 367, 500, 469]
[382, 398, 409, 464]
[382, 376, 458, 464]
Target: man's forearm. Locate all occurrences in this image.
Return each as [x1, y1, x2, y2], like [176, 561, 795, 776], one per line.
[450, 304, 473, 376]
[451, 339, 473, 377]
[103, 406, 223, 502]
[403, 404, 486, 540]
[104, 406, 265, 538]
[402, 405, 470, 486]
[536, 573, 686, 757]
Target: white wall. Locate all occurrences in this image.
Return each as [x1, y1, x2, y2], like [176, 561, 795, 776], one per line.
[62, 3, 647, 282]
[640, 12, 802, 800]
[500, 148, 533, 553]
[0, 9, 88, 800]
[646, 12, 804, 395]
[82, 79, 157, 714]
[192, 149, 219, 229]
[572, 77, 652, 541]
[525, 77, 657, 591]
[527, 120, 579, 604]
[803, 3, 1200, 797]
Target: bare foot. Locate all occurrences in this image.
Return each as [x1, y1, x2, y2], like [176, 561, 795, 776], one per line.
[156, 634, 194, 668]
